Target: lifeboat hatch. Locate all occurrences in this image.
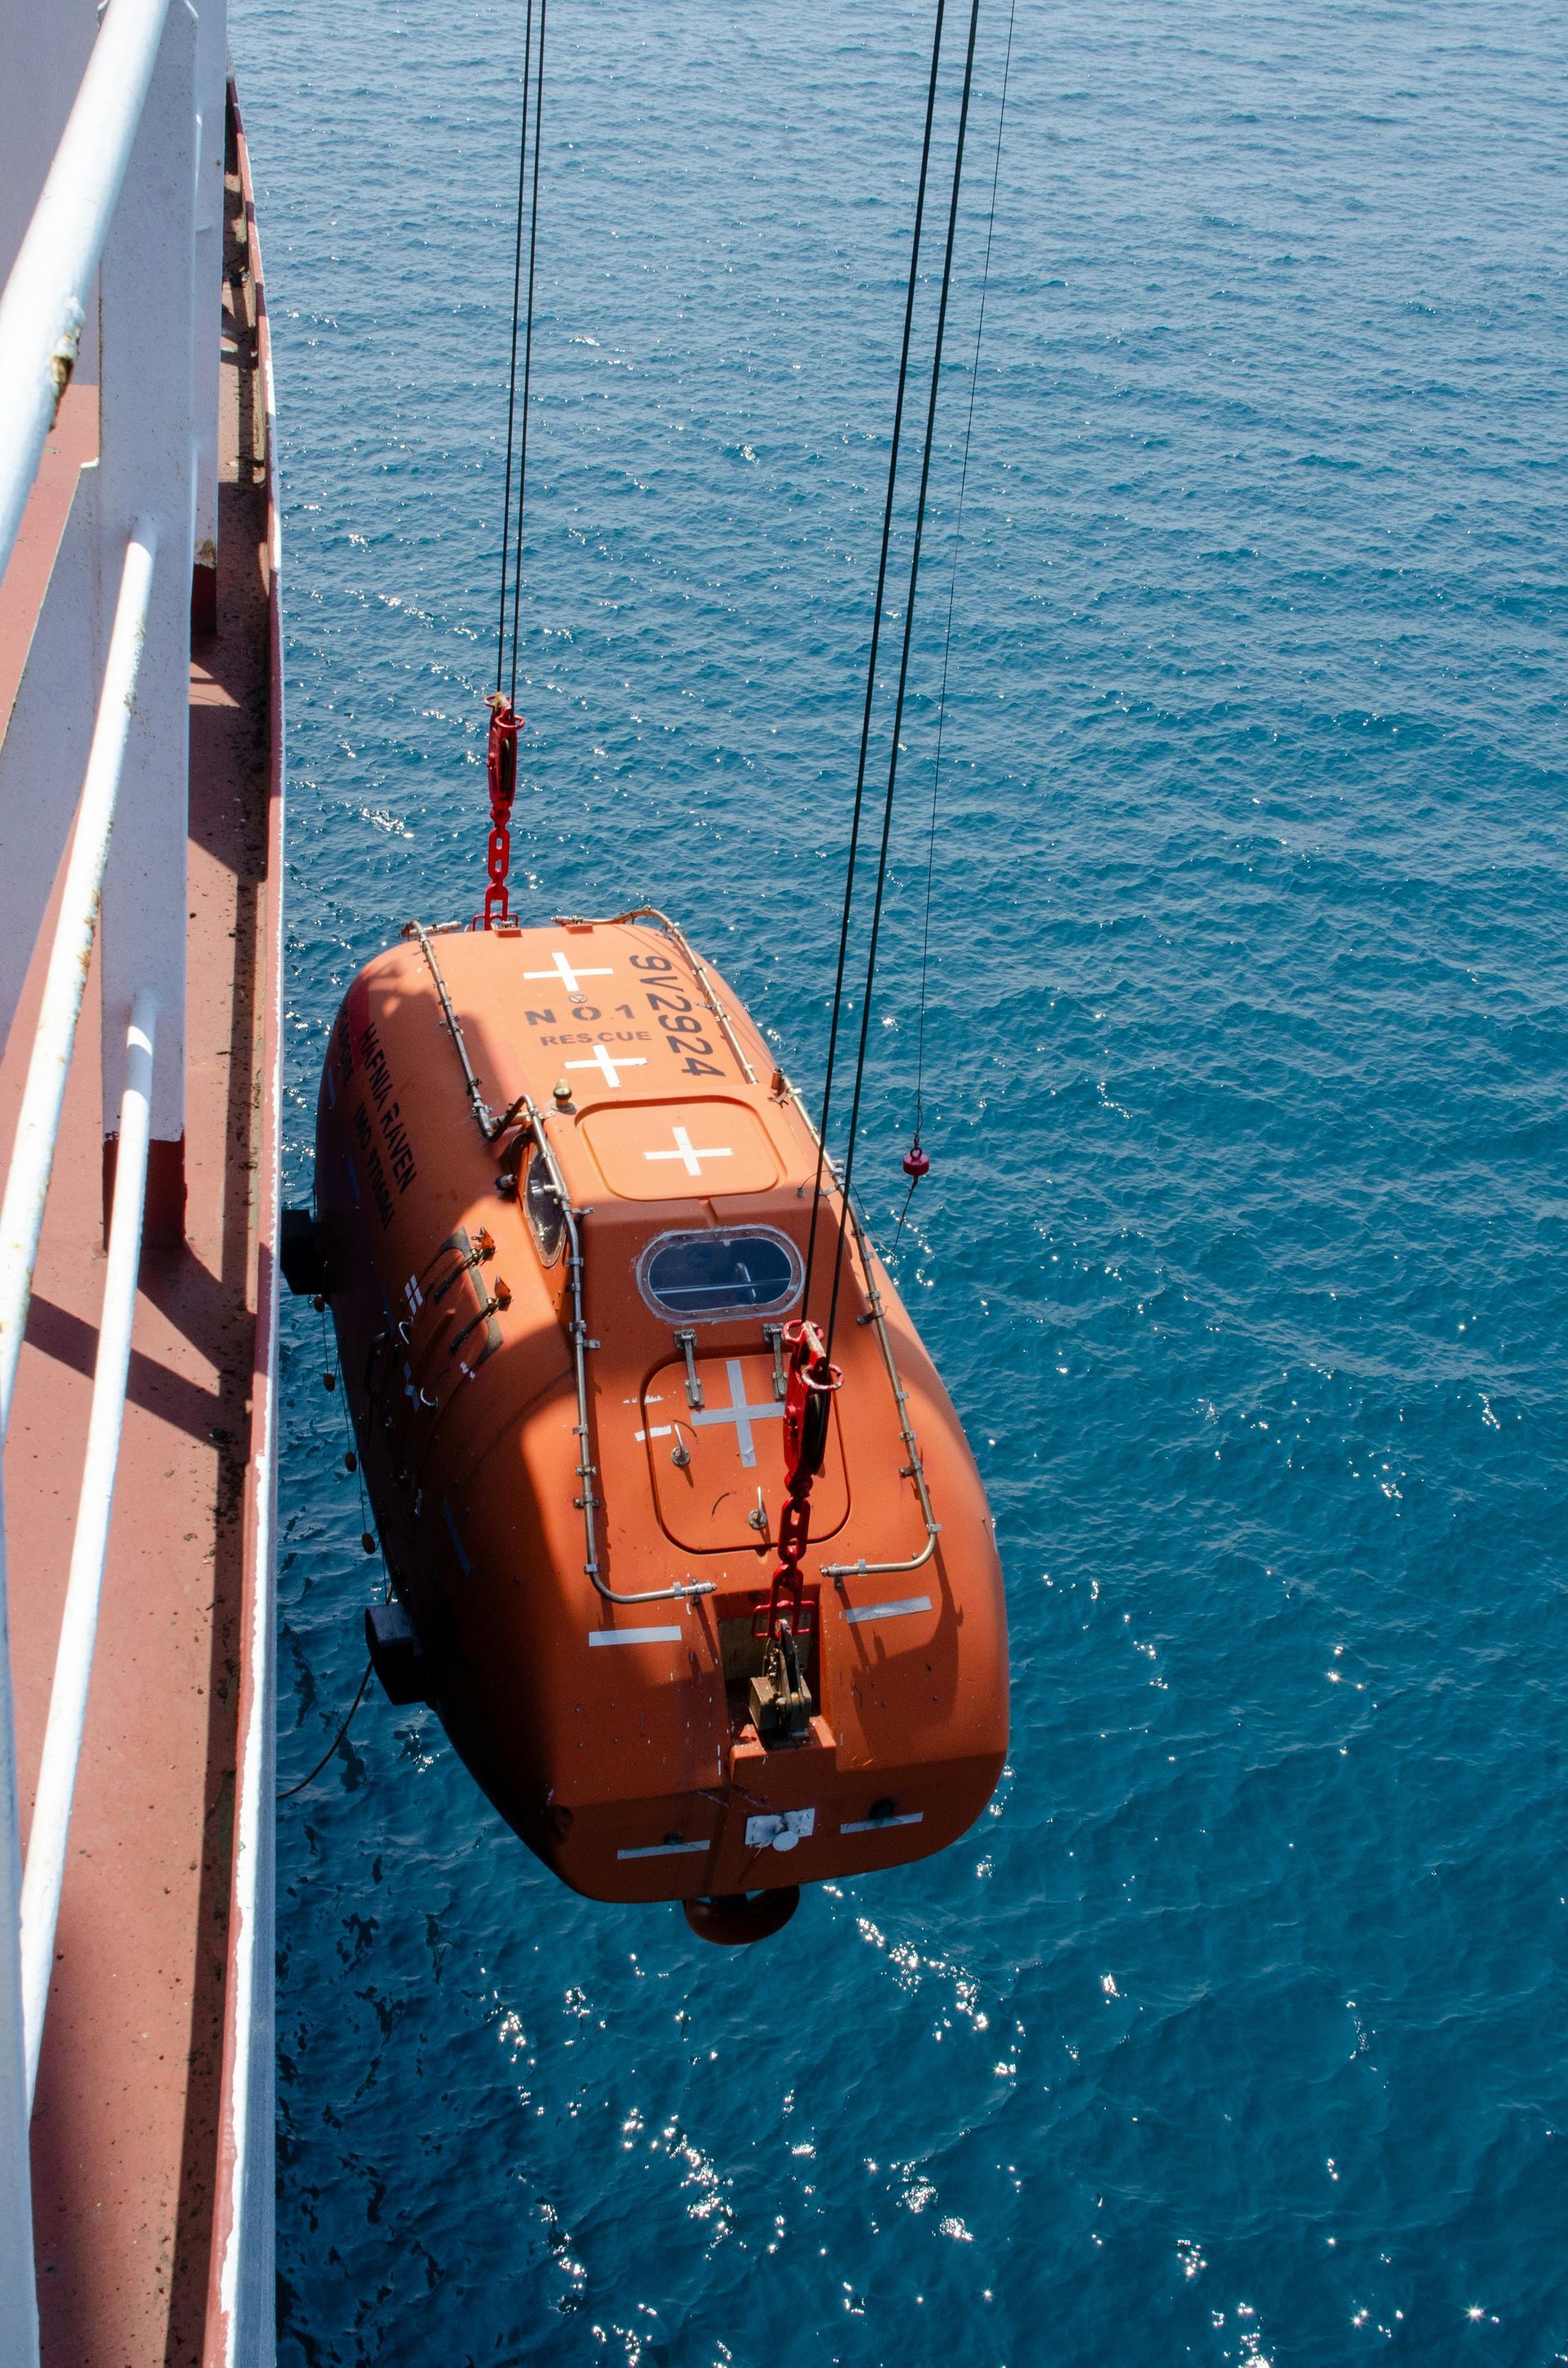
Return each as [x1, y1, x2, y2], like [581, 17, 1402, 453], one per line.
[641, 1349, 849, 1552]
[579, 1099, 780, 1201]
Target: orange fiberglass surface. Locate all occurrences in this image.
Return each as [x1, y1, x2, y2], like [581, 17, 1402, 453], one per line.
[299, 908, 1007, 1939]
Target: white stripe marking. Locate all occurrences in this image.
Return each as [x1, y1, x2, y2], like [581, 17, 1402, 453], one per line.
[634, 1425, 673, 1443]
[617, 1840, 710, 1860]
[840, 1812, 925, 1835]
[589, 1625, 683, 1647]
[843, 1594, 933, 1625]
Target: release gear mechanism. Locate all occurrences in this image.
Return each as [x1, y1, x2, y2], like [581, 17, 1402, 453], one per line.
[750, 1626, 813, 1746]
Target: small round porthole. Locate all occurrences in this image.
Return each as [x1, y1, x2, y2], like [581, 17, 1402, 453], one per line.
[525, 1151, 566, 1265]
[636, 1228, 803, 1323]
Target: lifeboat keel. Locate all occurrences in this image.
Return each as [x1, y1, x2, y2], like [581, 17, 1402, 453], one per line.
[684, 1889, 800, 1947]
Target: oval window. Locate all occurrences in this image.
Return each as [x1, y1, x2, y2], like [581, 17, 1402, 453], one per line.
[638, 1228, 802, 1322]
[525, 1151, 566, 1265]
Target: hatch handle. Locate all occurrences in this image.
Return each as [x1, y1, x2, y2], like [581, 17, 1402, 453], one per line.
[673, 1327, 705, 1409]
[762, 1322, 787, 1402]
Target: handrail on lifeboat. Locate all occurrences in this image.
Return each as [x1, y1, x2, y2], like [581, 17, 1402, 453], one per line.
[402, 921, 714, 1611]
[772, 1073, 942, 1583]
[550, 905, 760, 1085]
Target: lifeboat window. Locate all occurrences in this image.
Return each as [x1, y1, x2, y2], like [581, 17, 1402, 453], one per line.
[637, 1228, 802, 1322]
[525, 1151, 566, 1265]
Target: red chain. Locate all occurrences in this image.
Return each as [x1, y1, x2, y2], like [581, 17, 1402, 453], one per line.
[755, 1319, 843, 1642]
[481, 693, 523, 928]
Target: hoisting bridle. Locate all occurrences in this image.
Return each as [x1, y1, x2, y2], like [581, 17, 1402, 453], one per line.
[482, 693, 522, 927]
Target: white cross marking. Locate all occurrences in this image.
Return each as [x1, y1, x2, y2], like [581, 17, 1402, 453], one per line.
[644, 1125, 733, 1178]
[690, 1358, 783, 1469]
[565, 1044, 647, 1089]
[523, 950, 613, 996]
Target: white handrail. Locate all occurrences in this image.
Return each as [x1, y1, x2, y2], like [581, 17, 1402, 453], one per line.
[0, 0, 173, 590]
[0, 1477, 39, 2366]
[16, 993, 157, 2104]
[0, 524, 157, 1439]
[0, 1, 224, 2348]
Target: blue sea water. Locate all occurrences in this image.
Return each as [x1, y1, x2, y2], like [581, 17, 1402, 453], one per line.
[234, 1, 1568, 2359]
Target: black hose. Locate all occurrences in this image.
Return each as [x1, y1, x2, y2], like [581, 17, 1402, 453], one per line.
[277, 1658, 373, 1804]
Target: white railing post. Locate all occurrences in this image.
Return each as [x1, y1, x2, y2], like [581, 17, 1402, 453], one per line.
[0, 466, 104, 1070]
[0, 526, 157, 1434]
[18, 996, 157, 2103]
[190, 0, 226, 631]
[0, 1490, 41, 2366]
[95, 0, 196, 1243]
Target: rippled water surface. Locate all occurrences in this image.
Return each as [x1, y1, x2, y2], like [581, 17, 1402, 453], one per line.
[234, 1, 1568, 2358]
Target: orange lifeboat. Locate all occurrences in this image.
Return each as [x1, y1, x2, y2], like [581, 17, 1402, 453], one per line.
[289, 907, 1008, 1936]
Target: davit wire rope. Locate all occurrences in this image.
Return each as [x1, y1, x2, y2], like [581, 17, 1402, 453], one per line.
[283, 19, 550, 1803]
[495, 0, 547, 709]
[806, 0, 1012, 1359]
[895, 0, 1018, 1251]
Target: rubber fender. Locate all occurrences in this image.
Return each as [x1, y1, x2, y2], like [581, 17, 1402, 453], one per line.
[365, 1601, 429, 1707]
[683, 1888, 800, 1946]
[279, 1206, 331, 1297]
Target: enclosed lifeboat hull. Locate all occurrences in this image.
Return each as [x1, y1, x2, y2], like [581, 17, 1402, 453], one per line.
[309, 912, 1007, 1909]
